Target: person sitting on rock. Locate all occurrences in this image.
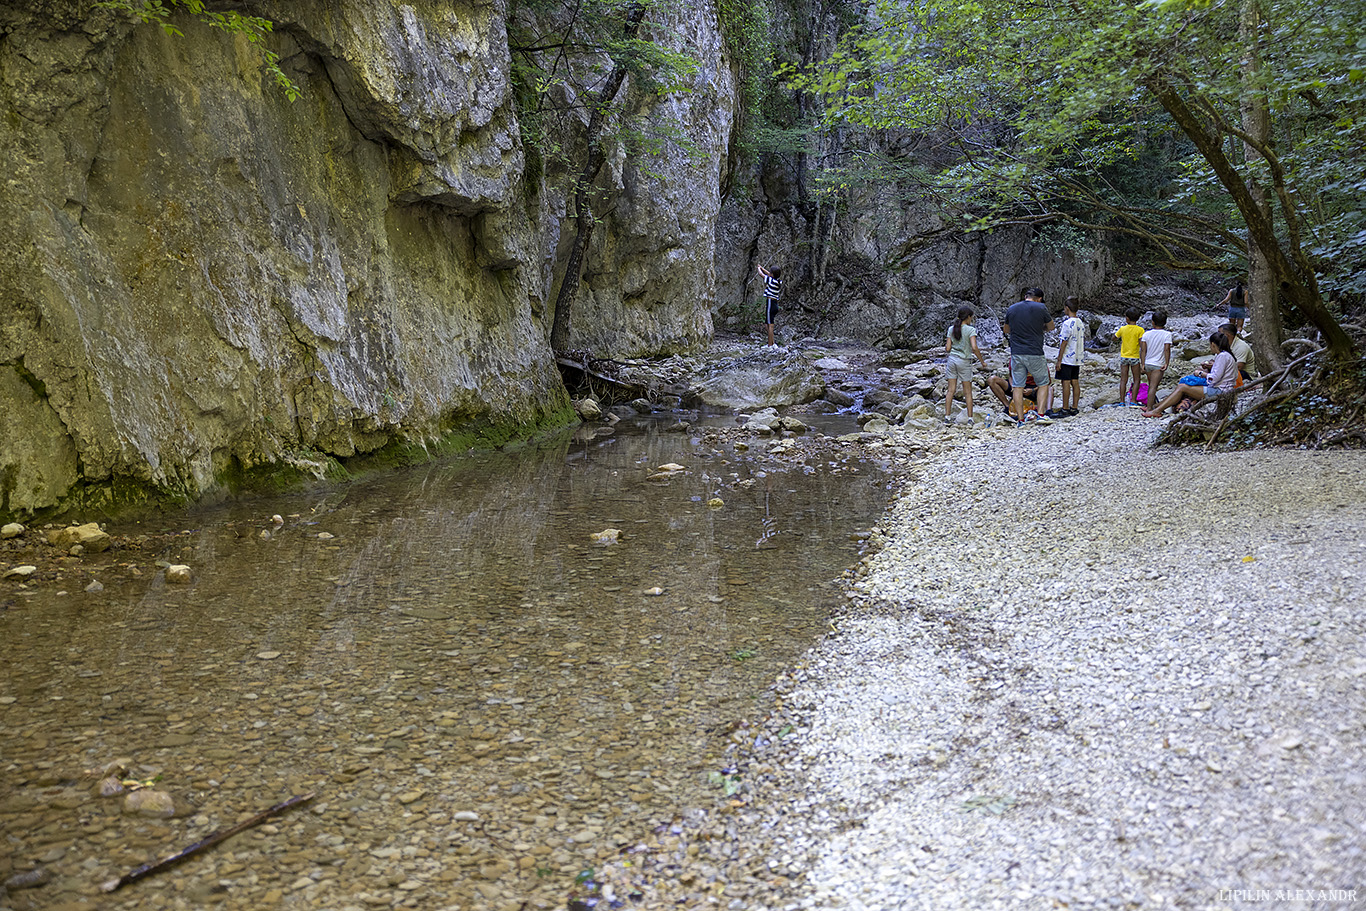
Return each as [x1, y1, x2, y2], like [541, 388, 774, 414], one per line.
[987, 372, 1039, 412]
[1143, 331, 1239, 417]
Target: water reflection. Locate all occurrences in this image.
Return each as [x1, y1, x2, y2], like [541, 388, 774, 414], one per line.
[0, 419, 888, 910]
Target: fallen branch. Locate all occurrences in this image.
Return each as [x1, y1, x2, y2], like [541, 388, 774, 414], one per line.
[556, 357, 652, 402]
[101, 792, 315, 893]
[1319, 428, 1366, 447]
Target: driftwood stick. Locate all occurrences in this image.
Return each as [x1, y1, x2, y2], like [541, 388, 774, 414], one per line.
[101, 793, 315, 893]
[556, 357, 651, 399]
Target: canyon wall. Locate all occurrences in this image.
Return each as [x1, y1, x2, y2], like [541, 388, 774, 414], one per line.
[0, 0, 727, 517]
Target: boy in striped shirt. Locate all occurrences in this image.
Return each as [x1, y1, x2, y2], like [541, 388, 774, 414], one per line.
[757, 264, 782, 348]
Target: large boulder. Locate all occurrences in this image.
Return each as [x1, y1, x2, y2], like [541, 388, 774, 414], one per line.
[691, 356, 825, 409]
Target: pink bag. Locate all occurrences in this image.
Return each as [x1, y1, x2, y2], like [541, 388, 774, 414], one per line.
[1136, 382, 1149, 402]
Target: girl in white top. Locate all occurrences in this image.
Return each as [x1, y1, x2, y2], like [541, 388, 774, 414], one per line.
[943, 306, 989, 421]
[1143, 331, 1237, 417]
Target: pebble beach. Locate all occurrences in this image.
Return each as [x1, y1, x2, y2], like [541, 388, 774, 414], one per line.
[753, 409, 1366, 910]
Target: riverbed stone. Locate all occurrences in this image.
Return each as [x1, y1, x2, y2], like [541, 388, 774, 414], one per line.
[95, 776, 125, 798]
[46, 523, 111, 553]
[4, 867, 51, 890]
[165, 565, 192, 584]
[122, 790, 176, 818]
[1, 522, 24, 539]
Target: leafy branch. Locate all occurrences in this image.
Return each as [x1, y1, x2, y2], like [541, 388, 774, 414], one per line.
[98, 0, 300, 101]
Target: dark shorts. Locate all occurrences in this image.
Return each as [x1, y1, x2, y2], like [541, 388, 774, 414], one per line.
[1057, 363, 1080, 381]
[1229, 306, 1247, 320]
[766, 297, 778, 324]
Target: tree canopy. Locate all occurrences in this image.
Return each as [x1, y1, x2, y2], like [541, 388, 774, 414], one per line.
[790, 0, 1364, 355]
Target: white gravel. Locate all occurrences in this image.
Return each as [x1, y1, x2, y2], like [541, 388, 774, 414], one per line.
[777, 409, 1366, 910]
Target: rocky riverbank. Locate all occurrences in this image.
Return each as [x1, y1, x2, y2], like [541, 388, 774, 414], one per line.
[589, 404, 1366, 909]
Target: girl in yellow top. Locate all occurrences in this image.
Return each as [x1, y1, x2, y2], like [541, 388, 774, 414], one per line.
[1113, 307, 1146, 405]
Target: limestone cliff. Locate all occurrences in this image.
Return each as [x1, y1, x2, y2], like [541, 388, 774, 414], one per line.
[0, 1, 693, 517]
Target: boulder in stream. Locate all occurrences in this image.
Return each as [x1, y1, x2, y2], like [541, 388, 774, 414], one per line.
[691, 355, 825, 409]
[122, 789, 177, 818]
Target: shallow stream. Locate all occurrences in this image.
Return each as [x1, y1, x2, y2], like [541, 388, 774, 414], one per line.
[0, 416, 889, 910]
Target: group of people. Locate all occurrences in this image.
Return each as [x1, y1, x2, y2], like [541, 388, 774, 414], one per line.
[758, 263, 1256, 426]
[943, 285, 1256, 426]
[944, 287, 1079, 426]
[1142, 322, 1254, 417]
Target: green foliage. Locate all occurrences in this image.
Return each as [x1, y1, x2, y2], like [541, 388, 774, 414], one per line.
[788, 0, 1366, 294]
[1033, 224, 1093, 257]
[507, 0, 702, 179]
[98, 0, 300, 101]
[717, 0, 777, 155]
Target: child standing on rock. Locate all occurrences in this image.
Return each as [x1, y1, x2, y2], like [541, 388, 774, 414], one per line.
[1140, 310, 1173, 410]
[1053, 296, 1085, 416]
[757, 264, 782, 348]
[1114, 308, 1146, 405]
[944, 306, 989, 422]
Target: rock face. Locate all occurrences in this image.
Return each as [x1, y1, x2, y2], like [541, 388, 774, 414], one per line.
[542, 6, 728, 357]
[718, 160, 1110, 347]
[0, 1, 582, 516]
[0, 0, 737, 517]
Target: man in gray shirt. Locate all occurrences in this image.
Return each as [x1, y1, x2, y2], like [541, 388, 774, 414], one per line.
[1003, 287, 1056, 423]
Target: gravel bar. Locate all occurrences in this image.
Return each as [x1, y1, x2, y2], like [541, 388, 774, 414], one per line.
[766, 409, 1366, 910]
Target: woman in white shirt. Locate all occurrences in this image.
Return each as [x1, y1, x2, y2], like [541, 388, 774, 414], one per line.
[1142, 332, 1238, 417]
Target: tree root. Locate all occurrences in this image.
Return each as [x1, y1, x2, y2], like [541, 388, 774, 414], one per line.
[1161, 351, 1366, 451]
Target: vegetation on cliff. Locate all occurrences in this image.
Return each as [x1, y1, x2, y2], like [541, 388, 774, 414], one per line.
[97, 0, 300, 100]
[790, 0, 1364, 363]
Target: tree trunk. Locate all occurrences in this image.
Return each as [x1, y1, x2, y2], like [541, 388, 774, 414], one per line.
[548, 2, 648, 354]
[1146, 79, 1355, 358]
[1239, 0, 1284, 371]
